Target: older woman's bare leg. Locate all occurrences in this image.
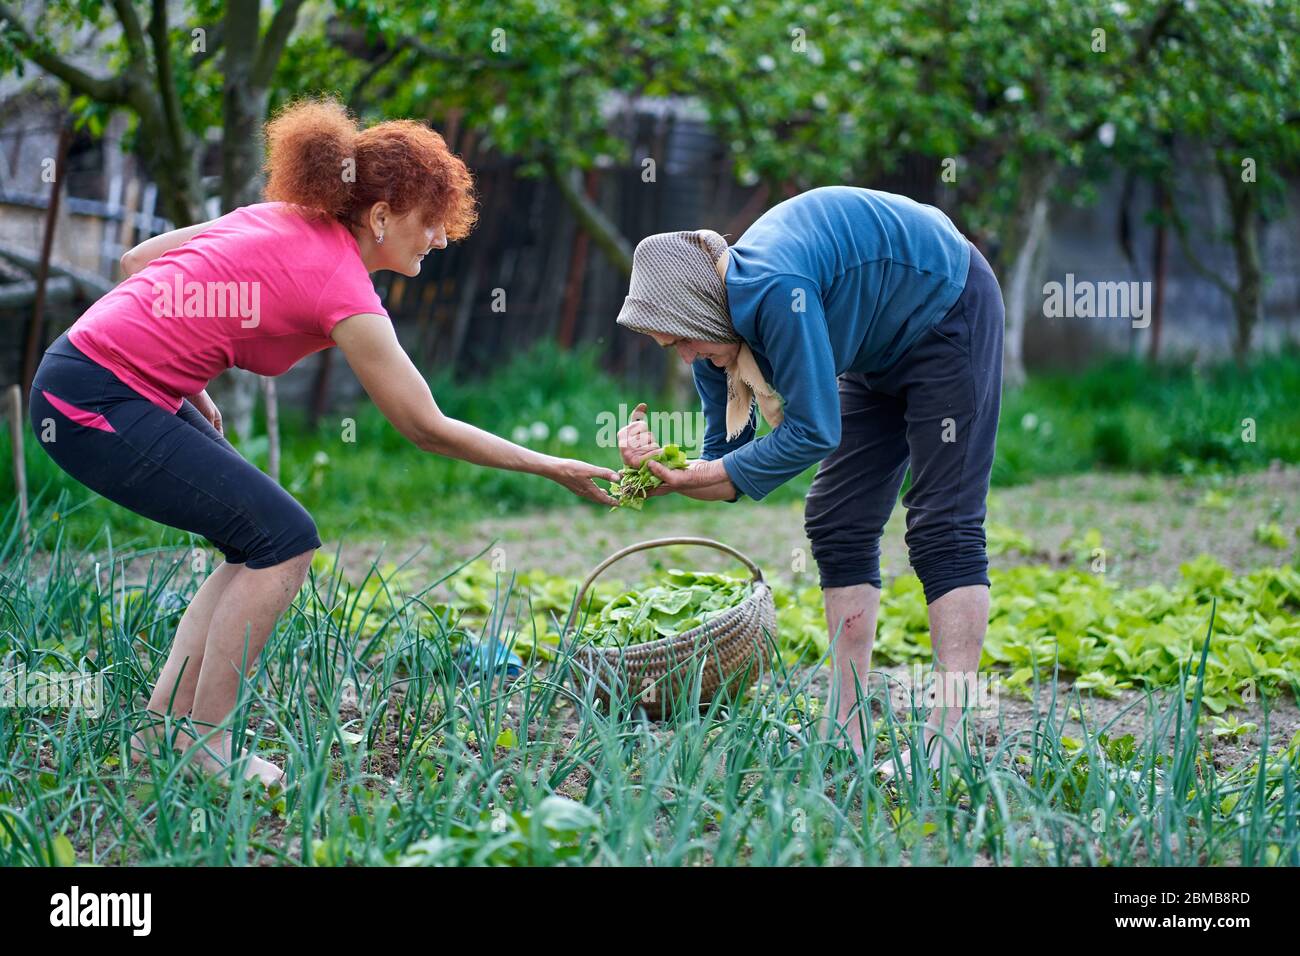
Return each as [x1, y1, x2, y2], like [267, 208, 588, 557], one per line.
[822, 582, 882, 754]
[876, 584, 989, 780]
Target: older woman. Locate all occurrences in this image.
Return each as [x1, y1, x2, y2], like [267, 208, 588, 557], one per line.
[614, 186, 1004, 777]
[30, 99, 620, 786]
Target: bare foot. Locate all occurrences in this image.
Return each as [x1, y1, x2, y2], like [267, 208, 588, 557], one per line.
[874, 746, 941, 783]
[185, 730, 286, 789]
[128, 713, 193, 764]
[874, 729, 954, 783]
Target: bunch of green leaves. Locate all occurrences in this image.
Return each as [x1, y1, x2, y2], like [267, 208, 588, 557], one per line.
[393, 796, 599, 866]
[608, 444, 689, 511]
[578, 569, 752, 648]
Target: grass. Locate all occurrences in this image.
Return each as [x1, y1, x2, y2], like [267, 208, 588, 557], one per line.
[2, 507, 1298, 866]
[994, 350, 1300, 484]
[3, 346, 1299, 865]
[4, 345, 1300, 551]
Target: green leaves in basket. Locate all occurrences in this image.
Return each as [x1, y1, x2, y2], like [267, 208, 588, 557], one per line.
[607, 444, 689, 511]
[577, 569, 752, 648]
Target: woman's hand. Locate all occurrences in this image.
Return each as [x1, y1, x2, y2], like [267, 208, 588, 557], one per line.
[617, 402, 661, 468]
[644, 457, 737, 501]
[190, 390, 223, 435]
[546, 457, 624, 506]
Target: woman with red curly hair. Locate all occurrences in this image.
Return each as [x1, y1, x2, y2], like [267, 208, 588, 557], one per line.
[28, 99, 620, 788]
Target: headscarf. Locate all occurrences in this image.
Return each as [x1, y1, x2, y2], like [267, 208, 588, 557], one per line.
[614, 229, 783, 440]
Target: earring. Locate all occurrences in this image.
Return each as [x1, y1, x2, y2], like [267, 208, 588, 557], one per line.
[376, 234, 385, 245]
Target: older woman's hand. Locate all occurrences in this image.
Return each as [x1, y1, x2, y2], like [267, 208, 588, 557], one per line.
[617, 402, 662, 468]
[644, 457, 737, 501]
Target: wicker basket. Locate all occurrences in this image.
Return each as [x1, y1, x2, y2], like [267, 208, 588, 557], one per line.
[563, 537, 776, 719]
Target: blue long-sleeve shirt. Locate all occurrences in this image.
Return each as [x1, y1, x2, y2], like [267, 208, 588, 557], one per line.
[695, 186, 971, 502]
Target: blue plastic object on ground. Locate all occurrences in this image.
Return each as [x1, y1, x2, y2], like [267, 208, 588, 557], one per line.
[453, 636, 524, 681]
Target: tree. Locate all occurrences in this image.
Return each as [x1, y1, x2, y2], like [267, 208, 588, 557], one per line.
[2, 0, 318, 436]
[319, 0, 687, 274]
[1, 0, 208, 225]
[691, 0, 1178, 385]
[1151, 0, 1300, 361]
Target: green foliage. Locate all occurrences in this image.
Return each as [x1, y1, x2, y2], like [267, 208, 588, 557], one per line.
[607, 443, 688, 511]
[430, 549, 1300, 715]
[579, 568, 752, 646]
[335, 0, 649, 174]
[986, 522, 1041, 557]
[994, 349, 1300, 484]
[1144, 0, 1300, 211]
[2, 520, 1299, 867]
[393, 795, 600, 866]
[1254, 523, 1291, 550]
[5, 344, 1300, 548]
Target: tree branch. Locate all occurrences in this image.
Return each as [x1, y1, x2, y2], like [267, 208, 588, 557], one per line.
[0, 241, 114, 298]
[330, 26, 533, 76]
[1168, 196, 1235, 297]
[0, 275, 74, 308]
[190, 22, 224, 70]
[251, 0, 306, 89]
[109, 0, 151, 69]
[222, 0, 258, 79]
[149, 0, 186, 161]
[544, 158, 633, 276]
[347, 44, 403, 112]
[0, 1, 129, 102]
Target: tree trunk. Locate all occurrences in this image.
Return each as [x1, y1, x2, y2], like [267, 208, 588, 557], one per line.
[210, 1, 270, 436]
[1149, 183, 1169, 362]
[999, 162, 1058, 388]
[1219, 162, 1262, 363]
[220, 81, 269, 208]
[21, 121, 72, 395]
[132, 107, 202, 227]
[546, 160, 634, 276]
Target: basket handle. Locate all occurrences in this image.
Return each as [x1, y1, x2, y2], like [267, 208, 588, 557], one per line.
[566, 536, 765, 628]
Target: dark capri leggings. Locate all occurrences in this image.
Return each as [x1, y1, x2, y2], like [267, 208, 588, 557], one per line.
[29, 333, 320, 569]
[804, 241, 1004, 605]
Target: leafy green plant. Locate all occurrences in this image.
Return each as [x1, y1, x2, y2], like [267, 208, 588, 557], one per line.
[442, 550, 1300, 713]
[578, 569, 751, 647]
[1254, 523, 1290, 550]
[608, 444, 689, 511]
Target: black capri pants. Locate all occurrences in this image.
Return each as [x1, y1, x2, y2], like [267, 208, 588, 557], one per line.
[29, 333, 320, 568]
[804, 241, 1004, 605]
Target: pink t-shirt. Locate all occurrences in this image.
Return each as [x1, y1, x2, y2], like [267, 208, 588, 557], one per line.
[69, 201, 387, 412]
